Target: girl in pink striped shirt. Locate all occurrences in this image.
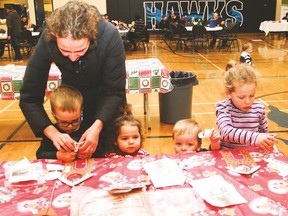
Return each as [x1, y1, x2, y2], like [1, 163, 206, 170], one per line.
[216, 64, 277, 150]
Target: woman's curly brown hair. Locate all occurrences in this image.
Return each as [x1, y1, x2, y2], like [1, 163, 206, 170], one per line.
[45, 1, 100, 42]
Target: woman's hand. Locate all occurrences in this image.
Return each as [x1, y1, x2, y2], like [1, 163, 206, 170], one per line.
[77, 119, 103, 159]
[51, 132, 76, 152]
[44, 125, 75, 152]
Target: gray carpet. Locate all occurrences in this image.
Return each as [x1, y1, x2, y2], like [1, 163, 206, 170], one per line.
[267, 105, 288, 145]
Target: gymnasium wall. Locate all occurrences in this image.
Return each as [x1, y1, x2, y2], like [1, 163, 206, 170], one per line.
[107, 0, 277, 33]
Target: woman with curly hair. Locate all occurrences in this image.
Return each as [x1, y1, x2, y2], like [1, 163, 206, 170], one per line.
[20, 1, 127, 159]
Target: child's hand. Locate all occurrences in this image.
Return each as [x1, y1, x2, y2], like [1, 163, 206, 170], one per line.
[209, 128, 221, 150]
[57, 151, 77, 162]
[256, 133, 277, 152]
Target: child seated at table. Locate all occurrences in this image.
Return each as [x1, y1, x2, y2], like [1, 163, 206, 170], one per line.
[36, 84, 89, 162]
[216, 64, 277, 150]
[105, 106, 149, 157]
[240, 42, 253, 66]
[172, 119, 220, 154]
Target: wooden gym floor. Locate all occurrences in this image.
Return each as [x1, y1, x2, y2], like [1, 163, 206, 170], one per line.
[0, 33, 287, 161]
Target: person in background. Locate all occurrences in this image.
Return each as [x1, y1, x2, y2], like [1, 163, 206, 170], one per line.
[159, 14, 169, 30]
[103, 13, 110, 22]
[105, 105, 149, 157]
[20, 1, 126, 159]
[240, 42, 253, 66]
[0, 28, 7, 59]
[36, 85, 93, 161]
[225, 59, 237, 71]
[208, 12, 226, 48]
[0, 42, 5, 59]
[282, 12, 288, 38]
[167, 11, 180, 25]
[206, 12, 225, 27]
[5, 5, 22, 62]
[21, 14, 31, 31]
[20, 4, 27, 17]
[127, 14, 148, 51]
[172, 119, 220, 154]
[216, 64, 277, 150]
[160, 14, 172, 40]
[118, 20, 129, 30]
[282, 12, 288, 21]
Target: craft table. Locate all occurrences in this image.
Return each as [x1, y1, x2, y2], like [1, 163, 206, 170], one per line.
[0, 58, 173, 129]
[259, 21, 288, 36]
[0, 147, 287, 215]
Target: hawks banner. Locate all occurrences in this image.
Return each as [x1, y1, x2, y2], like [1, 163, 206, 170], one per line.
[143, 0, 243, 30]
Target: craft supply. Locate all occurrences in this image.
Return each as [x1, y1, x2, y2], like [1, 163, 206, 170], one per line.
[74, 141, 85, 152]
[221, 150, 260, 174]
[58, 159, 94, 186]
[198, 129, 213, 139]
[103, 183, 149, 194]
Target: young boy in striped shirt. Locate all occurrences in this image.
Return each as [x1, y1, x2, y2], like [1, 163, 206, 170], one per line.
[240, 42, 253, 65]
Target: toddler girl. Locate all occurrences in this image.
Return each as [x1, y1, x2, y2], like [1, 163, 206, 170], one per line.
[105, 108, 149, 157]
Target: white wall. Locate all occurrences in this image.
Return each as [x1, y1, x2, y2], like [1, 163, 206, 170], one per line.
[53, 0, 107, 14]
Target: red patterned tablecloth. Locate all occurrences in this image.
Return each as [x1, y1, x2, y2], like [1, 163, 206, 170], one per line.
[0, 58, 173, 99]
[0, 147, 287, 215]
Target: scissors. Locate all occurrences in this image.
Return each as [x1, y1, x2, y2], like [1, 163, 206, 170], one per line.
[74, 141, 85, 152]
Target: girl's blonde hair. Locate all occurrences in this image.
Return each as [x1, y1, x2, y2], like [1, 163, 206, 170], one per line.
[172, 119, 202, 145]
[224, 64, 259, 94]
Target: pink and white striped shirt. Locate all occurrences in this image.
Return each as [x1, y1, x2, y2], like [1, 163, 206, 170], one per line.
[216, 99, 268, 149]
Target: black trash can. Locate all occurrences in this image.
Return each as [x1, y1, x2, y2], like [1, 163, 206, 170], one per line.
[159, 71, 199, 124]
